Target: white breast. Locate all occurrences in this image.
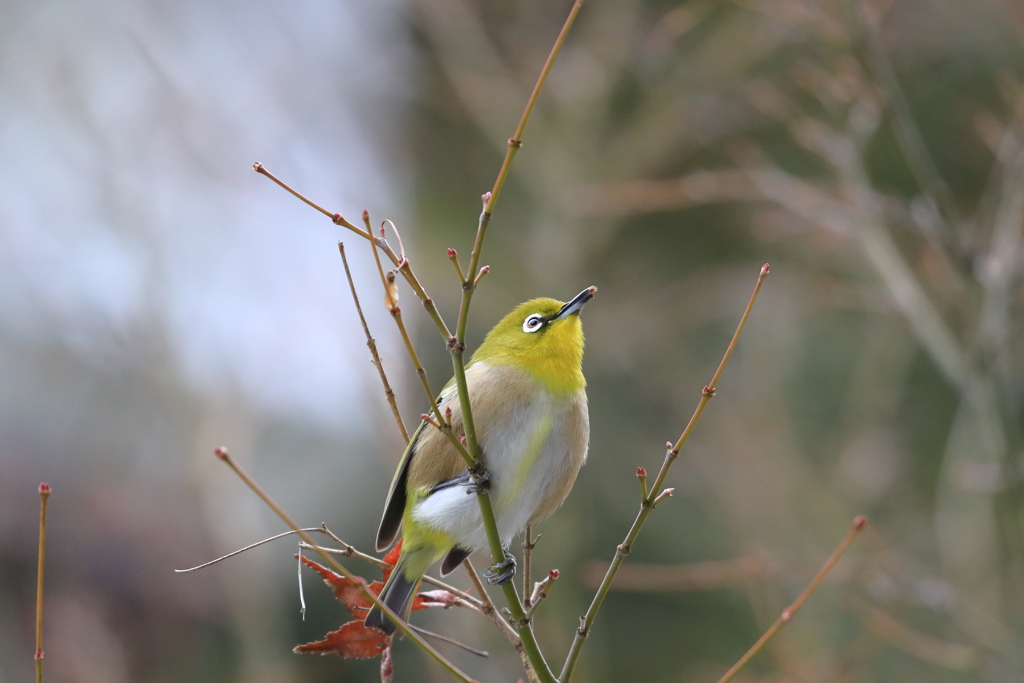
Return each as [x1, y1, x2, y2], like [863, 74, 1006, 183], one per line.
[411, 363, 586, 550]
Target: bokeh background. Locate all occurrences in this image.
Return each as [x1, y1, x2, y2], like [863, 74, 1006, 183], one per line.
[3, 0, 1024, 681]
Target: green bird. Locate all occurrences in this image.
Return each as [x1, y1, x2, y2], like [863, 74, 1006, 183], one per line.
[364, 286, 596, 635]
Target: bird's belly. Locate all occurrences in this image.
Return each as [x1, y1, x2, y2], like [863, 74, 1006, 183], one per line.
[410, 390, 585, 550]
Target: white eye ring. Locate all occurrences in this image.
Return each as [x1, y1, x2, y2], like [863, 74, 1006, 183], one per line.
[522, 314, 544, 333]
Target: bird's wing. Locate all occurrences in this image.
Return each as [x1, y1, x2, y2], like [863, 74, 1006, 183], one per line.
[375, 419, 428, 552]
[374, 378, 463, 552]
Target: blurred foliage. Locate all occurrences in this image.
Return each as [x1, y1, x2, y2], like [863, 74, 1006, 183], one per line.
[400, 0, 1024, 681]
[4, 0, 1024, 682]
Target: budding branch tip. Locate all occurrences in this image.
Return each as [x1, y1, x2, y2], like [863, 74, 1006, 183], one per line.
[448, 248, 457, 257]
[252, 162, 264, 173]
[761, 263, 770, 275]
[38, 482, 50, 495]
[549, 569, 559, 580]
[853, 515, 868, 530]
[636, 467, 646, 478]
[214, 447, 229, 460]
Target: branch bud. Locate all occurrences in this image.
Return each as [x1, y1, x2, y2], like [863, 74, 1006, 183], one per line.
[384, 271, 399, 312]
[214, 447, 229, 460]
[474, 265, 491, 286]
[761, 263, 770, 275]
[853, 515, 868, 530]
[38, 482, 51, 495]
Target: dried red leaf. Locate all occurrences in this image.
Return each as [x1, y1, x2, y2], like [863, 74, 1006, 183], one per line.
[294, 620, 392, 659]
[299, 556, 381, 617]
[380, 540, 403, 583]
[413, 589, 464, 610]
[296, 538, 472, 663]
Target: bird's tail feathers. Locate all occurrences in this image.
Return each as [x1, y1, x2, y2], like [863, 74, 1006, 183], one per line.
[364, 556, 420, 636]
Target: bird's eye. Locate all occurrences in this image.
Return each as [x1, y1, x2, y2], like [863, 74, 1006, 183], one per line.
[522, 314, 544, 333]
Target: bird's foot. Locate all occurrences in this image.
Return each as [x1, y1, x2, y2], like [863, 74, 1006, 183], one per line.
[466, 470, 490, 495]
[483, 550, 517, 585]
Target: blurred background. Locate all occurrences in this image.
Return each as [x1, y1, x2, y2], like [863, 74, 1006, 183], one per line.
[2, 0, 1024, 681]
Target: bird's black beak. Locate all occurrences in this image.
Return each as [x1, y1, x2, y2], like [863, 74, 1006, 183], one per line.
[554, 286, 597, 319]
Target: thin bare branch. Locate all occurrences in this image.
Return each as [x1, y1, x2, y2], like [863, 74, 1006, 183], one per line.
[410, 624, 489, 658]
[559, 264, 770, 683]
[338, 242, 410, 444]
[175, 528, 325, 573]
[714, 517, 868, 683]
[35, 483, 50, 683]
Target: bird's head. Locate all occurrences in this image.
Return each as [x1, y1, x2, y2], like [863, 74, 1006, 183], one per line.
[473, 286, 597, 394]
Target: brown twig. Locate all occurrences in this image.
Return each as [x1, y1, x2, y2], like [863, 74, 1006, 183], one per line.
[255, 163, 454, 341]
[559, 264, 770, 683]
[175, 527, 326, 573]
[35, 483, 50, 683]
[253, 162, 370, 238]
[212, 447, 474, 682]
[409, 624, 489, 658]
[523, 525, 537, 608]
[714, 516, 868, 683]
[338, 242, 410, 444]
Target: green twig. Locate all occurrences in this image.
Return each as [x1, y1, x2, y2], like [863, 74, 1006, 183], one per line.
[559, 264, 770, 683]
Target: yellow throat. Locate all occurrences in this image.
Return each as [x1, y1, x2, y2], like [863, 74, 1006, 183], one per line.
[470, 288, 595, 396]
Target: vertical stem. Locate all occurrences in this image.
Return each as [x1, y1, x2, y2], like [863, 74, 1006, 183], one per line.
[35, 483, 50, 683]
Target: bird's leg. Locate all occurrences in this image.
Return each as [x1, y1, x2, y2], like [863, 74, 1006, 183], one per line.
[482, 549, 517, 585]
[466, 463, 490, 495]
[428, 473, 471, 495]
